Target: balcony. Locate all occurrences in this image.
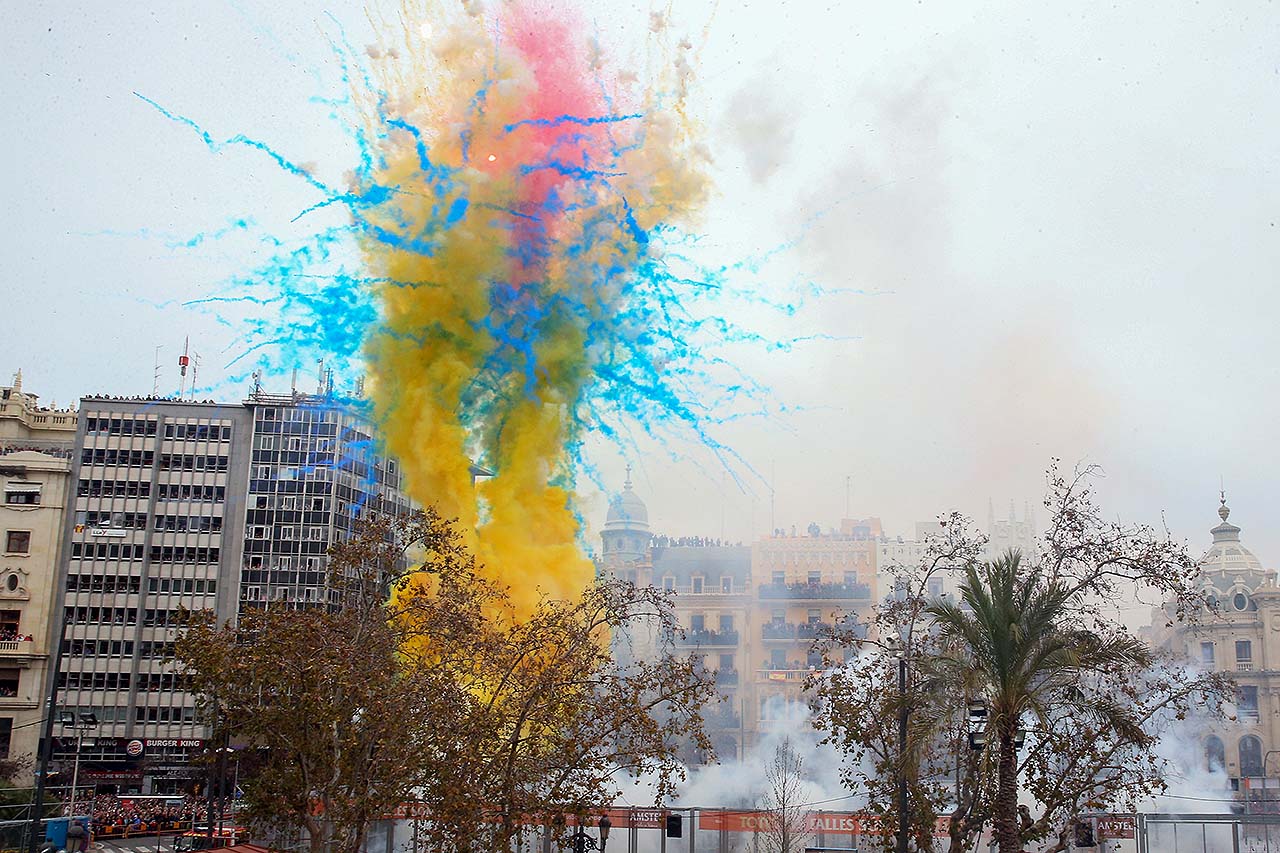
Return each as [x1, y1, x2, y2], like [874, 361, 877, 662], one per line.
[761, 622, 834, 641]
[757, 668, 811, 683]
[0, 640, 34, 659]
[758, 582, 871, 601]
[679, 629, 740, 647]
[1238, 662, 1255, 672]
[716, 670, 739, 687]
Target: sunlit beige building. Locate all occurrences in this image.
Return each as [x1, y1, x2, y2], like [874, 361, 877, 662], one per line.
[0, 371, 77, 775]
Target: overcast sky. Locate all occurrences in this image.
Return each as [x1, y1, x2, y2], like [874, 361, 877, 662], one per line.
[3, 1, 1278, 575]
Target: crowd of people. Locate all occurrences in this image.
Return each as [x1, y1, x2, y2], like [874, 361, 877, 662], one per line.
[650, 534, 744, 548]
[0, 628, 34, 642]
[85, 794, 203, 835]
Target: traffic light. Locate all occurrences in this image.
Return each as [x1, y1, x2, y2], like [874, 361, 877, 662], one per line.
[1073, 820, 1095, 847]
[666, 814, 683, 838]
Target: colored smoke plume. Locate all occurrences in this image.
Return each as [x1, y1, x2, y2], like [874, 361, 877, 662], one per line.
[142, 1, 801, 613]
[353, 1, 710, 610]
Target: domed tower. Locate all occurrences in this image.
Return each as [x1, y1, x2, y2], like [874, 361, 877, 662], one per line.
[1199, 493, 1271, 610]
[601, 466, 652, 566]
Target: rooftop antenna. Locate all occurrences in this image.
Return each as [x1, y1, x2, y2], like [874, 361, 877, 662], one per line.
[189, 351, 202, 399]
[770, 458, 776, 536]
[290, 366, 299, 397]
[355, 376, 366, 398]
[251, 370, 263, 398]
[152, 346, 163, 396]
[177, 337, 190, 398]
[316, 359, 326, 395]
[845, 474, 852, 518]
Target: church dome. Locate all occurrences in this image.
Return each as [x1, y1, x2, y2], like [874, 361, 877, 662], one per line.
[1200, 498, 1265, 576]
[605, 473, 649, 533]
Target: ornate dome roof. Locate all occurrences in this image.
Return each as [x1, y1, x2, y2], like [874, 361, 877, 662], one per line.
[1200, 497, 1265, 576]
[604, 468, 649, 533]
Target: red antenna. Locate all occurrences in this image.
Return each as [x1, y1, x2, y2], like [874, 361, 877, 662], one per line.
[177, 337, 190, 397]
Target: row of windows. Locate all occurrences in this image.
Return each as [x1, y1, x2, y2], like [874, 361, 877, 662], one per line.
[71, 543, 146, 560]
[661, 575, 737, 593]
[85, 417, 158, 436]
[82, 449, 153, 467]
[150, 577, 217, 595]
[243, 586, 327, 602]
[64, 574, 219, 596]
[1199, 640, 1254, 666]
[78, 479, 151, 499]
[158, 483, 226, 502]
[59, 671, 132, 690]
[65, 574, 142, 594]
[65, 606, 137, 624]
[252, 495, 327, 511]
[159, 454, 229, 472]
[248, 525, 328, 541]
[245, 555, 322, 571]
[136, 706, 196, 723]
[61, 639, 173, 658]
[81, 511, 147, 529]
[164, 423, 231, 441]
[154, 515, 223, 533]
[150, 546, 221, 564]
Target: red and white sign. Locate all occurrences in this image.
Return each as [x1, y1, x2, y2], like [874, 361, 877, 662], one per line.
[1096, 815, 1136, 839]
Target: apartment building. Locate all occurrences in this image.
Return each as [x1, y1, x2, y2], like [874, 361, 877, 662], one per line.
[0, 372, 77, 775]
[53, 391, 409, 793]
[597, 477, 879, 758]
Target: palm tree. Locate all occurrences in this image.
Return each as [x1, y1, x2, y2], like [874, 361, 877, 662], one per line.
[926, 551, 1149, 853]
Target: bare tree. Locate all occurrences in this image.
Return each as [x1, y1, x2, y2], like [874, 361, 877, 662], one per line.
[759, 738, 811, 853]
[813, 463, 1232, 853]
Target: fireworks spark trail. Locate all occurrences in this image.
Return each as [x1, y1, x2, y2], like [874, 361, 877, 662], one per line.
[143, 0, 830, 611]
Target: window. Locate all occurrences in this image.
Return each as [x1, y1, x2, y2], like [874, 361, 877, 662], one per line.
[1236, 640, 1253, 664]
[662, 576, 675, 591]
[690, 615, 705, 632]
[719, 614, 734, 632]
[720, 576, 733, 594]
[719, 653, 734, 672]
[691, 576, 704, 594]
[843, 571, 856, 585]
[1206, 736, 1226, 772]
[1238, 686, 1260, 720]
[4, 484, 40, 505]
[807, 609, 821, 624]
[807, 571, 821, 585]
[1201, 642, 1216, 666]
[928, 578, 944, 598]
[0, 718, 11, 759]
[769, 649, 787, 669]
[771, 571, 785, 586]
[771, 609, 785, 625]
[4, 532, 30, 555]
[1234, 592, 1251, 611]
[1240, 735, 1264, 776]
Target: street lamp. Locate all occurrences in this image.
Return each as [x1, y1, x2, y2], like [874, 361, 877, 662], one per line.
[61, 712, 97, 819]
[563, 815, 610, 853]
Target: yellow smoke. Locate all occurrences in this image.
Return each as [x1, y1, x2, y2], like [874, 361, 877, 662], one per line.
[355, 1, 709, 614]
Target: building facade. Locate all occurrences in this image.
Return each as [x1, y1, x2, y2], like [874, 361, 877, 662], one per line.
[1149, 498, 1279, 793]
[52, 391, 409, 793]
[597, 481, 879, 759]
[0, 372, 77, 775]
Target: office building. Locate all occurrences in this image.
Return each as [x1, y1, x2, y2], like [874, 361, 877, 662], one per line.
[53, 390, 409, 793]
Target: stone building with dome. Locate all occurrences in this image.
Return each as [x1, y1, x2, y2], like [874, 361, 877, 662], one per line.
[1150, 496, 1280, 791]
[596, 471, 879, 762]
